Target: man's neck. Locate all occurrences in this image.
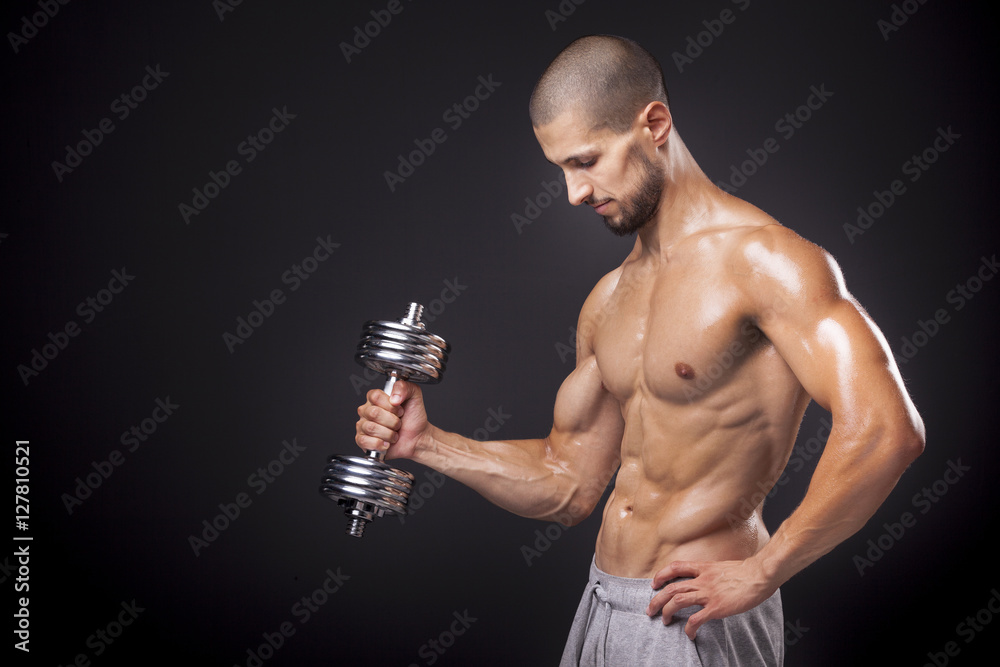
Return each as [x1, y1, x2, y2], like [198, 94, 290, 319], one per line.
[636, 131, 721, 258]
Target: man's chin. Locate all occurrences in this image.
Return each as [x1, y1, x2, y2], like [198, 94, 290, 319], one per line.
[602, 214, 645, 238]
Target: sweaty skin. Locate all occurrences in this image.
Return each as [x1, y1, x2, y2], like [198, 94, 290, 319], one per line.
[356, 102, 925, 639]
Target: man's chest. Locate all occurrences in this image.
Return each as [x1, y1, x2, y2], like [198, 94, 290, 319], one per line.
[591, 262, 766, 404]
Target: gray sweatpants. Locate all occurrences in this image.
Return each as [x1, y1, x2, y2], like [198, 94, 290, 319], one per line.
[559, 558, 784, 666]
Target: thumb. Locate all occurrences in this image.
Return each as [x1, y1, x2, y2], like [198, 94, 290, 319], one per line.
[388, 379, 421, 408]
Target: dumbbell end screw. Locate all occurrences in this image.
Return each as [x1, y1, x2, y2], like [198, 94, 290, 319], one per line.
[347, 518, 366, 538]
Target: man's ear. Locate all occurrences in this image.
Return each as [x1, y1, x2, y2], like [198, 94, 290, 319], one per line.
[639, 101, 672, 148]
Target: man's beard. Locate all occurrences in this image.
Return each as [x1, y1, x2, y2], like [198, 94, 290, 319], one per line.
[595, 144, 665, 237]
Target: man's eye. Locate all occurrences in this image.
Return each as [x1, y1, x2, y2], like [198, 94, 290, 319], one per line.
[579, 159, 596, 168]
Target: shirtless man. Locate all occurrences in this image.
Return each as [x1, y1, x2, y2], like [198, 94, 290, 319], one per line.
[356, 36, 925, 665]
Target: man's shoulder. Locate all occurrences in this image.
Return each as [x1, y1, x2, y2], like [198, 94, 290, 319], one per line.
[579, 266, 623, 321]
[725, 220, 849, 322]
[572, 260, 634, 355]
[718, 209, 836, 283]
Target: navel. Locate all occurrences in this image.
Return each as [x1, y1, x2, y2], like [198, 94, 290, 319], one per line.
[675, 362, 696, 379]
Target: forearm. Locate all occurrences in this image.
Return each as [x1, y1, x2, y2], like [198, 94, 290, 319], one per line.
[358, 353, 622, 523]
[753, 426, 923, 585]
[412, 425, 593, 523]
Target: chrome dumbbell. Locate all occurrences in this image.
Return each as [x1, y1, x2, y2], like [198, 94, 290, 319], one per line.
[320, 303, 450, 538]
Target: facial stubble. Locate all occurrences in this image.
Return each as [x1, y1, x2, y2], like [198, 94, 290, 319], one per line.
[597, 144, 665, 237]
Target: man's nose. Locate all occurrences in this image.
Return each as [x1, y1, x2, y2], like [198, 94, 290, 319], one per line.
[566, 172, 593, 206]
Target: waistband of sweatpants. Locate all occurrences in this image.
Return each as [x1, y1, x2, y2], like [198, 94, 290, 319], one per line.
[588, 556, 661, 613]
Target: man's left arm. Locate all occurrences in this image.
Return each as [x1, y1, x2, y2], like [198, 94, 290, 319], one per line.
[647, 225, 926, 638]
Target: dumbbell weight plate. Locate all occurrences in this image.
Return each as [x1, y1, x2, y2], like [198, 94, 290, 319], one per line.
[320, 454, 414, 516]
[356, 319, 449, 383]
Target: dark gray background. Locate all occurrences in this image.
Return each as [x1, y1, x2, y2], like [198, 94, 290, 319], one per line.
[4, 1, 998, 665]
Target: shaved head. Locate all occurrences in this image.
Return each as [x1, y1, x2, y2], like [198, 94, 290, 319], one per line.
[529, 35, 669, 134]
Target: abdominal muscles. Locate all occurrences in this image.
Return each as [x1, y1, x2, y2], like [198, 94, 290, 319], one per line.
[593, 387, 785, 578]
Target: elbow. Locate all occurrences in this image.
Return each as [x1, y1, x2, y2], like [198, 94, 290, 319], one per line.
[558, 498, 597, 527]
[903, 426, 926, 464]
[536, 447, 604, 526]
[541, 481, 601, 527]
[538, 490, 596, 527]
[891, 417, 926, 469]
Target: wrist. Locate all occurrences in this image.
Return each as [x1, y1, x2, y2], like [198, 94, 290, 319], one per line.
[411, 424, 442, 462]
[747, 543, 788, 589]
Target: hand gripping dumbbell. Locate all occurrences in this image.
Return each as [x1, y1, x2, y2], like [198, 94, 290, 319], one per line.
[320, 302, 450, 538]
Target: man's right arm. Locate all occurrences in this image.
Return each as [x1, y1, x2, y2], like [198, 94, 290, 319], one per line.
[355, 274, 625, 525]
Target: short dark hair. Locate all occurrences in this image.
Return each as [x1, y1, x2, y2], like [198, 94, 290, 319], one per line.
[529, 35, 670, 134]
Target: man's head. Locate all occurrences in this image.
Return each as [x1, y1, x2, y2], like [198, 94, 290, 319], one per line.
[529, 35, 669, 134]
[530, 35, 671, 236]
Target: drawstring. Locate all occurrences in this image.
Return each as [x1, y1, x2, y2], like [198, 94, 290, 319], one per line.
[583, 580, 612, 666]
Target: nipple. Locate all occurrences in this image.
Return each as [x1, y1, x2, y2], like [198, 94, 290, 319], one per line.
[675, 362, 695, 379]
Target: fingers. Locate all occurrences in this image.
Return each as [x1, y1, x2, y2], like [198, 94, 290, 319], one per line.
[355, 389, 403, 452]
[354, 381, 424, 453]
[646, 578, 699, 619]
[652, 589, 712, 639]
[652, 560, 700, 589]
[355, 413, 397, 451]
[684, 608, 711, 640]
[365, 387, 403, 415]
[648, 559, 760, 640]
[646, 563, 711, 639]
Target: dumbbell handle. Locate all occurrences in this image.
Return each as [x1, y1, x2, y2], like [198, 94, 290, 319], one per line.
[362, 371, 401, 463]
